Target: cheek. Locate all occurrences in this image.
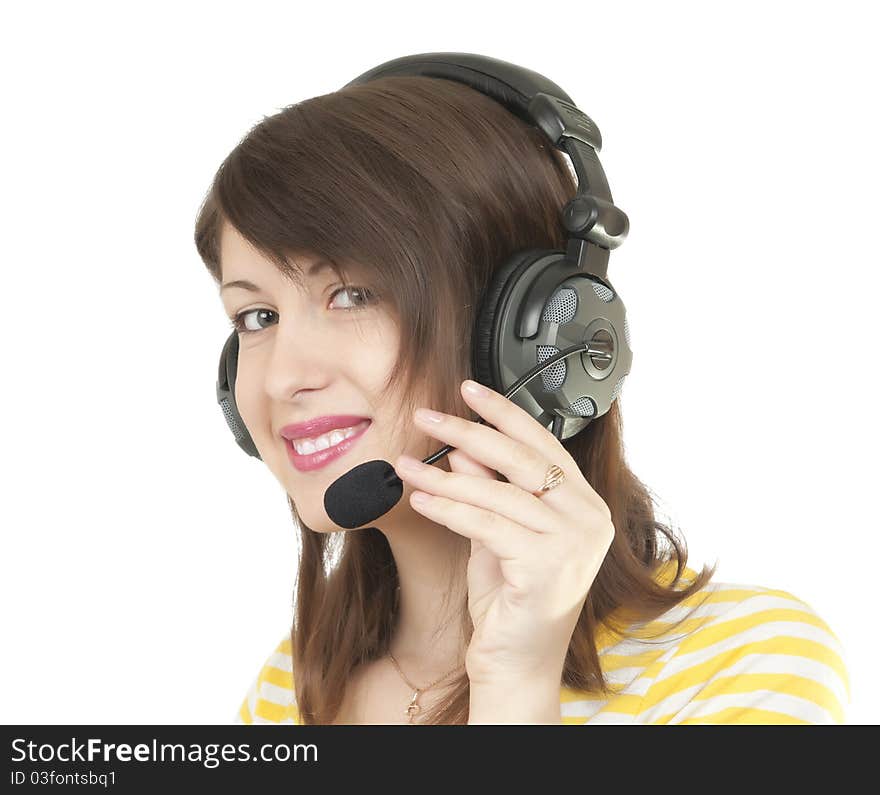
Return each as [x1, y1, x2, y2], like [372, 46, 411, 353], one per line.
[233, 378, 259, 427]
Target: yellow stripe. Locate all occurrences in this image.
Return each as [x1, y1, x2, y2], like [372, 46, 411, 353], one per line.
[559, 692, 647, 717]
[659, 672, 842, 723]
[670, 586, 779, 608]
[591, 693, 647, 717]
[255, 697, 290, 723]
[262, 664, 294, 691]
[597, 650, 670, 672]
[560, 685, 628, 704]
[626, 590, 801, 640]
[560, 688, 605, 703]
[665, 707, 812, 725]
[239, 576, 847, 727]
[624, 613, 733, 644]
[644, 635, 848, 707]
[673, 606, 834, 655]
[702, 673, 843, 723]
[595, 585, 772, 651]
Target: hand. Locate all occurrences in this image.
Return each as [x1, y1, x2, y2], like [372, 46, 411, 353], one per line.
[393, 379, 615, 687]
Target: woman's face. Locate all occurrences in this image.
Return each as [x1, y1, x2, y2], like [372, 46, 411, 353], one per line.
[219, 223, 431, 532]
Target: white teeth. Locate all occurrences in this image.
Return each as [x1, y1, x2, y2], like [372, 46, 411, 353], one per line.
[292, 422, 366, 455]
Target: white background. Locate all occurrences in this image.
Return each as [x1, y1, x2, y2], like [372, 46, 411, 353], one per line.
[2, 0, 876, 724]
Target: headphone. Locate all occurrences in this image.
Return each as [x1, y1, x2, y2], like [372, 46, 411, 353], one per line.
[216, 52, 632, 462]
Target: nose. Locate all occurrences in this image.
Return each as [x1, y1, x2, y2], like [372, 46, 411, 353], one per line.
[261, 314, 335, 403]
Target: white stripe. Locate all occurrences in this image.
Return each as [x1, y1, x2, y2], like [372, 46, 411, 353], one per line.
[667, 689, 838, 724]
[640, 592, 816, 639]
[580, 710, 638, 724]
[265, 651, 293, 673]
[563, 666, 660, 718]
[259, 680, 296, 706]
[601, 633, 688, 658]
[633, 586, 799, 629]
[638, 652, 846, 723]
[563, 679, 655, 718]
[600, 590, 804, 658]
[600, 598, 764, 654]
[698, 592, 820, 618]
[654, 618, 843, 683]
[649, 594, 841, 674]
[704, 581, 774, 595]
[602, 665, 655, 694]
[562, 698, 611, 720]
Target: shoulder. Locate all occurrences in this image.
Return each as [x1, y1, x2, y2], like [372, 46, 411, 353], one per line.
[637, 576, 850, 724]
[234, 633, 300, 725]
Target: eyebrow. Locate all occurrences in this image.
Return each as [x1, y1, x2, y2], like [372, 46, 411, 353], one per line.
[221, 259, 335, 292]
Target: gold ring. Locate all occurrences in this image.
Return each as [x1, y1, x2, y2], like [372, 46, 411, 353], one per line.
[531, 463, 566, 498]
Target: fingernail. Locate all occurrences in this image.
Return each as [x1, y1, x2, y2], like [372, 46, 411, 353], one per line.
[414, 408, 444, 424]
[396, 455, 423, 472]
[463, 380, 488, 397]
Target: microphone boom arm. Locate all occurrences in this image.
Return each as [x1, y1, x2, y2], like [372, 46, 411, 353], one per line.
[418, 342, 599, 468]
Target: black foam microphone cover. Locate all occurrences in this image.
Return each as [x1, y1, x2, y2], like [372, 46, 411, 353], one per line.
[323, 459, 403, 529]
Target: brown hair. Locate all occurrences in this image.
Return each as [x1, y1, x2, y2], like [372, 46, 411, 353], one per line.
[193, 75, 717, 724]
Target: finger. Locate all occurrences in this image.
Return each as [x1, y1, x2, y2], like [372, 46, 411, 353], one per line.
[447, 447, 498, 555]
[408, 490, 538, 561]
[460, 379, 576, 467]
[395, 455, 559, 535]
[444, 450, 497, 557]
[413, 404, 572, 505]
[446, 446, 498, 481]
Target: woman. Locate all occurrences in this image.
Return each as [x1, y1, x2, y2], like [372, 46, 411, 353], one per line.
[193, 54, 849, 724]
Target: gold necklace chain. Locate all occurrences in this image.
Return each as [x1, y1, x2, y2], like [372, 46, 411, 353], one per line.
[389, 585, 465, 724]
[387, 652, 465, 725]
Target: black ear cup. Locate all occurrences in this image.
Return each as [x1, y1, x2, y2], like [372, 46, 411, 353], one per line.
[472, 246, 633, 441]
[216, 332, 261, 459]
[472, 247, 551, 393]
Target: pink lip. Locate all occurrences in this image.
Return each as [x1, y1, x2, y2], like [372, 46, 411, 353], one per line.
[284, 420, 371, 472]
[280, 414, 371, 441]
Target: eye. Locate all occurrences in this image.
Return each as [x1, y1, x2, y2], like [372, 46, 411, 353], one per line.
[228, 308, 277, 335]
[228, 285, 377, 335]
[328, 285, 376, 311]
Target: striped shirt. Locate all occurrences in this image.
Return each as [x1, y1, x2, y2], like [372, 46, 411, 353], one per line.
[235, 563, 850, 724]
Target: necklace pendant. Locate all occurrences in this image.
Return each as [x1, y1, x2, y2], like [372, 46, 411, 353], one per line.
[405, 690, 421, 721]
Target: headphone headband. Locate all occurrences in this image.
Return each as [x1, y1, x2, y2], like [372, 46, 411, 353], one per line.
[343, 51, 576, 128]
[344, 51, 628, 279]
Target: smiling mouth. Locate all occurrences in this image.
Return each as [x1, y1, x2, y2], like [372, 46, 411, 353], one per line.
[288, 419, 371, 455]
[284, 420, 372, 473]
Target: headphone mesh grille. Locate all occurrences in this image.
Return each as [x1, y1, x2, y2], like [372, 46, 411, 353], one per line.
[592, 281, 614, 302]
[541, 287, 577, 324]
[624, 315, 630, 348]
[611, 375, 626, 402]
[536, 344, 566, 391]
[569, 396, 596, 417]
[220, 397, 246, 441]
